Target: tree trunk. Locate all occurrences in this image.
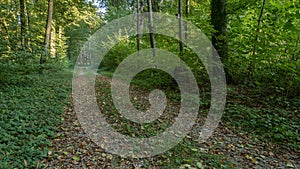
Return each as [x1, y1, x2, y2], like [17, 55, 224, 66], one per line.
[26, 1, 31, 49]
[211, 0, 227, 60]
[252, 0, 266, 55]
[50, 28, 55, 58]
[40, 0, 53, 64]
[185, 0, 189, 39]
[137, 0, 144, 56]
[248, 0, 266, 78]
[147, 0, 156, 58]
[20, 0, 28, 49]
[137, 0, 140, 56]
[178, 0, 183, 55]
[211, 0, 230, 82]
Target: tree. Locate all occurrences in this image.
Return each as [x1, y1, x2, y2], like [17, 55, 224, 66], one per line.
[147, 0, 156, 58]
[137, 0, 144, 56]
[211, 0, 230, 82]
[178, 0, 183, 55]
[20, 0, 28, 49]
[252, 0, 266, 55]
[185, 0, 189, 39]
[40, 0, 53, 64]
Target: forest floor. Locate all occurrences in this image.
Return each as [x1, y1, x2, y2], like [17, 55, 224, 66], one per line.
[43, 74, 300, 169]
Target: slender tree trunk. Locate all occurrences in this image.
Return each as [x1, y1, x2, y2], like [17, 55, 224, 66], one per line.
[40, 0, 53, 64]
[50, 28, 55, 58]
[58, 26, 63, 52]
[14, 3, 19, 50]
[26, 2, 31, 49]
[147, 0, 156, 58]
[20, 0, 28, 49]
[252, 0, 266, 55]
[178, 0, 184, 55]
[247, 0, 266, 79]
[137, 0, 140, 56]
[185, 0, 189, 39]
[137, 0, 144, 56]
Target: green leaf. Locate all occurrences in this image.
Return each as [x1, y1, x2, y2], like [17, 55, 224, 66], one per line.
[196, 162, 204, 169]
[72, 156, 80, 161]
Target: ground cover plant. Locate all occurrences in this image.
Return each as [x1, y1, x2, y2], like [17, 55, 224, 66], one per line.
[0, 63, 71, 168]
[0, 0, 299, 168]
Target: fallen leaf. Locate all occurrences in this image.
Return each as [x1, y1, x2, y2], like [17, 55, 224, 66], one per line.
[251, 158, 258, 164]
[286, 161, 294, 168]
[72, 156, 80, 161]
[245, 154, 252, 160]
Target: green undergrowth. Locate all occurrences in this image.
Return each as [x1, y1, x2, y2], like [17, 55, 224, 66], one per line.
[224, 86, 300, 150]
[0, 64, 72, 168]
[98, 69, 300, 151]
[163, 138, 234, 169]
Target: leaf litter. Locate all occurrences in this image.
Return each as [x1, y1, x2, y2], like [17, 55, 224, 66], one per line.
[43, 75, 300, 168]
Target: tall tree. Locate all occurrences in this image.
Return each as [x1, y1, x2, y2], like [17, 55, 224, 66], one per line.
[50, 28, 55, 58]
[247, 0, 266, 78]
[137, 0, 144, 56]
[252, 0, 266, 55]
[178, 0, 183, 55]
[40, 0, 53, 64]
[185, 0, 189, 39]
[20, 0, 28, 49]
[147, 0, 156, 58]
[26, 1, 31, 48]
[211, 0, 227, 60]
[211, 0, 229, 82]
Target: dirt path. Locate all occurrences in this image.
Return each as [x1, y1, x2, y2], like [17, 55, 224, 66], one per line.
[42, 75, 300, 169]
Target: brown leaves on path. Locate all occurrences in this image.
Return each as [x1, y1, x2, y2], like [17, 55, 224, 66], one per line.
[43, 75, 300, 169]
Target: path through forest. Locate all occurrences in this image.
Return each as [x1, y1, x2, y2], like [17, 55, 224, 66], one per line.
[42, 75, 300, 169]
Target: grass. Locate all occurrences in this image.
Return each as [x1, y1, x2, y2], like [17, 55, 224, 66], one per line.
[0, 66, 72, 168]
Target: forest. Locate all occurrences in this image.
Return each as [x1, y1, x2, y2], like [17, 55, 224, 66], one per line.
[0, 0, 299, 168]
